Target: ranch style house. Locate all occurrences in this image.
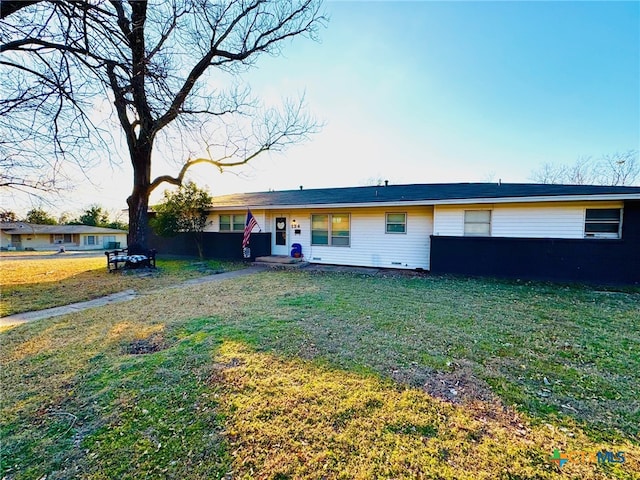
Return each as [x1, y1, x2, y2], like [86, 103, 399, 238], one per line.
[148, 183, 640, 284]
[0, 223, 127, 251]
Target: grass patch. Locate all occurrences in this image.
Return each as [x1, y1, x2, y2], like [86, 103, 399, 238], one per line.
[0, 251, 64, 257]
[215, 341, 638, 479]
[0, 255, 245, 316]
[1, 270, 638, 478]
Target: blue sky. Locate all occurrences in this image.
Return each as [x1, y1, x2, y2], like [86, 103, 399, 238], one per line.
[7, 0, 640, 215]
[241, 0, 639, 185]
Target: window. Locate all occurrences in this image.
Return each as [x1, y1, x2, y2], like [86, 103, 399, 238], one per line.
[219, 214, 245, 232]
[464, 210, 491, 236]
[331, 214, 350, 246]
[311, 214, 329, 245]
[585, 209, 621, 238]
[311, 214, 350, 246]
[386, 213, 406, 234]
[85, 235, 99, 245]
[53, 234, 73, 244]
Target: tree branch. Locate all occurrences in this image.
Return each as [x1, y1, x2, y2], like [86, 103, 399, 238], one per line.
[1, 37, 88, 55]
[105, 60, 135, 152]
[129, 1, 154, 139]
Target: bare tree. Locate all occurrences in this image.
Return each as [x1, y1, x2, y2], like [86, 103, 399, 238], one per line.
[596, 151, 639, 186]
[361, 176, 387, 187]
[529, 162, 567, 185]
[564, 156, 598, 185]
[0, 155, 59, 193]
[529, 151, 639, 186]
[1, 0, 326, 248]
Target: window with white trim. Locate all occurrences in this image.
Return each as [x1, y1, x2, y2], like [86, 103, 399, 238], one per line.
[386, 213, 407, 234]
[85, 235, 99, 245]
[464, 210, 491, 236]
[219, 214, 245, 232]
[311, 214, 350, 246]
[584, 209, 621, 238]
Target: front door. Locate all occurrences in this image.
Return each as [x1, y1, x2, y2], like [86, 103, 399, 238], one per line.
[10, 234, 22, 249]
[273, 216, 288, 255]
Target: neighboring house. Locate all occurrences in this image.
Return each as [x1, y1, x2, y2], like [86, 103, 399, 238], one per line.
[0, 223, 128, 251]
[202, 183, 640, 284]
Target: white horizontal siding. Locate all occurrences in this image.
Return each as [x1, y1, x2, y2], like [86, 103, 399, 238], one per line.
[280, 207, 433, 269]
[433, 206, 463, 236]
[492, 206, 583, 238]
[434, 201, 623, 239]
[206, 207, 433, 269]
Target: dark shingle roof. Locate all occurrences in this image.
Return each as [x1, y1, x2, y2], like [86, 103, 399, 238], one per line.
[209, 183, 640, 208]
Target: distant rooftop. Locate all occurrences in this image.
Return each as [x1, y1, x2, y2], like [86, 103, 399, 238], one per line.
[0, 223, 127, 234]
[208, 183, 640, 209]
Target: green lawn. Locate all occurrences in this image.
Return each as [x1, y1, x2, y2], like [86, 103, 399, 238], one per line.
[1, 270, 638, 479]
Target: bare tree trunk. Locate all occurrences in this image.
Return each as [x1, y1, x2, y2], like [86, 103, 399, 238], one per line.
[127, 144, 152, 251]
[194, 231, 204, 260]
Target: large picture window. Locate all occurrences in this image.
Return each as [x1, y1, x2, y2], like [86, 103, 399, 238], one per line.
[464, 210, 491, 236]
[311, 214, 350, 246]
[53, 234, 73, 244]
[386, 213, 407, 234]
[219, 214, 245, 232]
[585, 209, 621, 238]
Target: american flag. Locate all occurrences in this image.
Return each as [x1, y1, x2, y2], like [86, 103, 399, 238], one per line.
[242, 209, 258, 248]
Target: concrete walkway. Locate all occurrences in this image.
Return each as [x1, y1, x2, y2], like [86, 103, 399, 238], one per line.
[0, 266, 267, 327]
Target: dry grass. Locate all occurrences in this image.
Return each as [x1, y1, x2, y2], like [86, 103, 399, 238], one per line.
[215, 341, 638, 479]
[0, 251, 63, 257]
[0, 255, 106, 285]
[0, 255, 244, 316]
[1, 270, 638, 479]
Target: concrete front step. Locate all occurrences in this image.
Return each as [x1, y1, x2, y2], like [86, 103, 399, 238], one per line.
[254, 255, 306, 264]
[254, 255, 309, 268]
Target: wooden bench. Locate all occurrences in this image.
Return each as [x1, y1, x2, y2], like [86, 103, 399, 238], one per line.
[105, 248, 157, 272]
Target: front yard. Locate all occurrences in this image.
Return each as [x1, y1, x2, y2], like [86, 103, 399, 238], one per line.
[0, 254, 244, 316]
[1, 269, 638, 478]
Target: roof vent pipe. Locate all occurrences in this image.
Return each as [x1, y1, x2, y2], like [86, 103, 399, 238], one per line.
[300, 185, 303, 190]
[385, 180, 389, 186]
